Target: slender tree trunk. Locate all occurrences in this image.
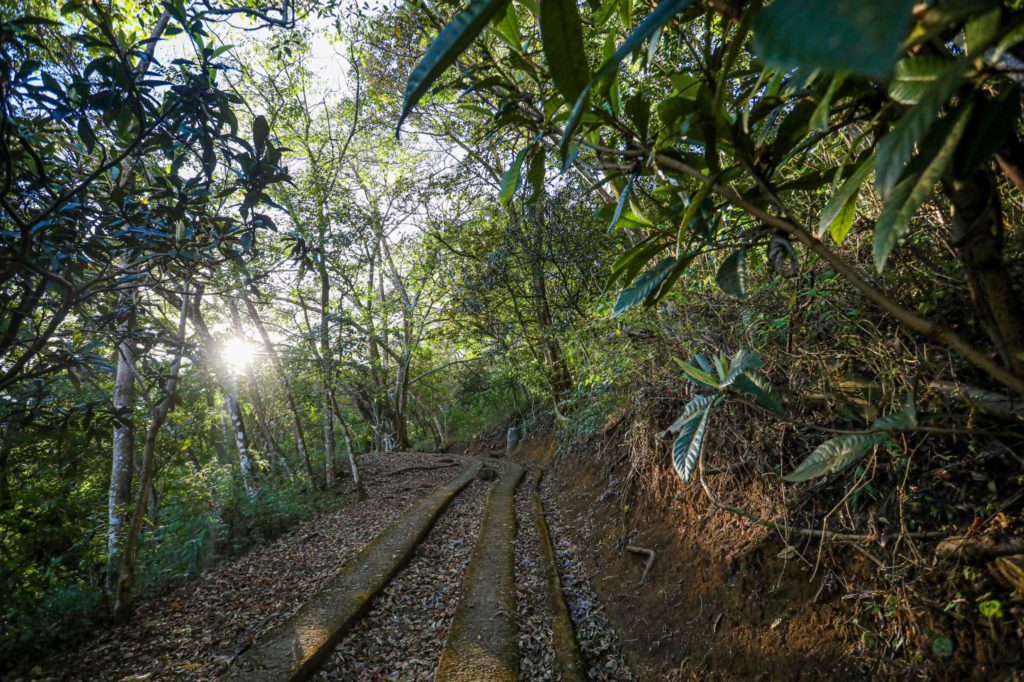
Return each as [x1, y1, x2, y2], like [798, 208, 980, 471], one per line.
[107, 292, 136, 597]
[526, 200, 573, 401]
[233, 286, 316, 486]
[331, 394, 367, 500]
[226, 301, 256, 494]
[189, 293, 255, 494]
[320, 262, 336, 488]
[112, 285, 189, 623]
[0, 420, 14, 512]
[944, 169, 1024, 378]
[225, 375, 255, 495]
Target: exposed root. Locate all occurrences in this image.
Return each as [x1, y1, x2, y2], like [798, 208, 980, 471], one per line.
[624, 545, 655, 584]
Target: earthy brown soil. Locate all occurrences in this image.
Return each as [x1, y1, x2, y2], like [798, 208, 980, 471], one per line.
[522, 435, 866, 681]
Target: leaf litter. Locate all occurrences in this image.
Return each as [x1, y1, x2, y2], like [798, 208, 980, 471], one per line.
[314, 479, 493, 681]
[11, 453, 460, 682]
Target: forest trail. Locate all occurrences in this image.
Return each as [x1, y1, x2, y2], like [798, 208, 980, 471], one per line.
[11, 450, 631, 681]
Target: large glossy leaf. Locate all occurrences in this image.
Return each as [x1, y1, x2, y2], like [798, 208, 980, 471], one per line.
[783, 432, 887, 482]
[561, 0, 696, 163]
[399, 0, 511, 134]
[499, 145, 531, 206]
[719, 349, 764, 388]
[608, 236, 665, 288]
[715, 249, 747, 298]
[888, 56, 951, 105]
[611, 256, 677, 317]
[874, 102, 972, 272]
[607, 176, 634, 232]
[818, 152, 873, 239]
[672, 400, 715, 482]
[732, 372, 784, 414]
[875, 60, 967, 197]
[539, 0, 591, 104]
[665, 394, 719, 434]
[675, 358, 719, 390]
[753, 0, 917, 79]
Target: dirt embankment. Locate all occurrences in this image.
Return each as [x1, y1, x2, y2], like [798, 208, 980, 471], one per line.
[522, 434, 865, 681]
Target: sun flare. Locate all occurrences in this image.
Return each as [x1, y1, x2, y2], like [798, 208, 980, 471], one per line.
[222, 337, 258, 374]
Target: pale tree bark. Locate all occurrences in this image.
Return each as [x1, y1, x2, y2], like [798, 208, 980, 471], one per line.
[106, 290, 136, 596]
[320, 261, 336, 488]
[188, 292, 255, 494]
[232, 276, 316, 487]
[112, 284, 190, 622]
[331, 393, 366, 500]
[226, 300, 257, 494]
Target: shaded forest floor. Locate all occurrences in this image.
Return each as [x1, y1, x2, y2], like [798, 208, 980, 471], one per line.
[5, 453, 456, 681]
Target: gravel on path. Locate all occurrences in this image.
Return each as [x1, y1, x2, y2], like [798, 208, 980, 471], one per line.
[315, 479, 493, 681]
[540, 488, 635, 682]
[514, 471, 559, 681]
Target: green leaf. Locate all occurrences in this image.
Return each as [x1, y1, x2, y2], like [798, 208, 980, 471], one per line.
[611, 256, 677, 317]
[715, 249, 747, 298]
[675, 359, 719, 390]
[608, 235, 665, 288]
[527, 146, 546, 199]
[539, 0, 591, 104]
[493, 3, 522, 51]
[77, 116, 96, 153]
[253, 115, 269, 152]
[784, 433, 887, 482]
[888, 56, 951, 105]
[732, 372, 783, 414]
[931, 635, 954, 659]
[499, 145, 531, 206]
[399, 0, 512, 134]
[810, 73, 846, 130]
[874, 101, 972, 272]
[665, 394, 719, 434]
[875, 60, 967, 197]
[672, 399, 715, 482]
[818, 153, 873, 239]
[956, 88, 1021, 174]
[561, 0, 696, 164]
[625, 92, 651, 140]
[719, 349, 764, 388]
[607, 176, 634, 232]
[829, 195, 857, 245]
[965, 7, 1002, 55]
[753, 0, 917, 79]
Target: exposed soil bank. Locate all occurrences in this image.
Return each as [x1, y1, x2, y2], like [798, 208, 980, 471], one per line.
[540, 436, 864, 681]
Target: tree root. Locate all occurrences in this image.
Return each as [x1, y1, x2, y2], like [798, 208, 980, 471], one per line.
[625, 545, 655, 584]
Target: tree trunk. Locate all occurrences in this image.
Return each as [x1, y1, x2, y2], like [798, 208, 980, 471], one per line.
[944, 169, 1024, 378]
[332, 394, 367, 500]
[225, 375, 255, 495]
[526, 200, 573, 401]
[112, 285, 189, 623]
[0, 420, 14, 512]
[320, 261, 336, 488]
[189, 293, 255, 494]
[107, 292, 136, 597]
[233, 286, 316, 487]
